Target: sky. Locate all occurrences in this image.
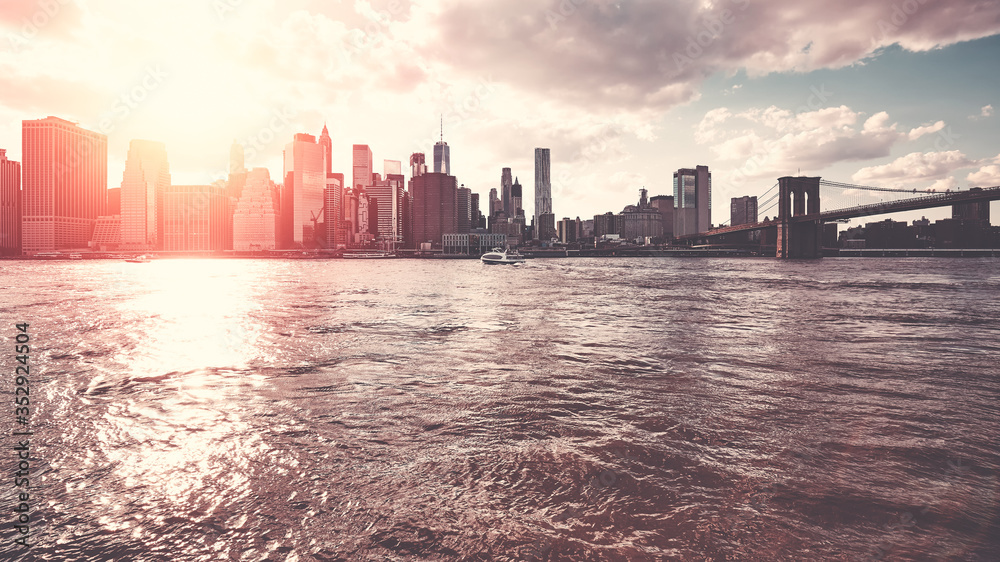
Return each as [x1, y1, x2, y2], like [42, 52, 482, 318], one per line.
[1, 0, 999, 227]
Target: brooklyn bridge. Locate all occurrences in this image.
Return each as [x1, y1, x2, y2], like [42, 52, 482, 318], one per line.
[676, 177, 1000, 258]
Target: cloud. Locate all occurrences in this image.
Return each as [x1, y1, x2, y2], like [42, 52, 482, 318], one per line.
[969, 104, 995, 120]
[927, 176, 958, 192]
[966, 153, 1000, 185]
[696, 104, 906, 181]
[851, 150, 978, 186]
[407, 0, 1000, 112]
[907, 120, 945, 140]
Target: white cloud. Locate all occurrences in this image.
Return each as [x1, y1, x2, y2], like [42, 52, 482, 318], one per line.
[907, 120, 946, 140]
[968, 104, 994, 120]
[852, 150, 978, 186]
[696, 104, 904, 182]
[966, 154, 1000, 185]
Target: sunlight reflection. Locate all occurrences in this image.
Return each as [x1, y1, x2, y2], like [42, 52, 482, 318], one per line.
[113, 259, 265, 377]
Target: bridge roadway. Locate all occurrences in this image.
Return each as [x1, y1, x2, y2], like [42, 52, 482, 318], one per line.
[676, 186, 1000, 241]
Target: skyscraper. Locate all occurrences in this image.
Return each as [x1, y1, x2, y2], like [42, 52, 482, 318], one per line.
[352, 144, 373, 190]
[227, 139, 247, 198]
[673, 165, 712, 236]
[730, 195, 758, 226]
[21, 117, 107, 252]
[233, 167, 280, 251]
[457, 185, 471, 234]
[319, 124, 332, 176]
[434, 119, 451, 177]
[384, 160, 402, 177]
[410, 153, 427, 177]
[470, 192, 482, 230]
[0, 149, 21, 256]
[534, 148, 552, 239]
[281, 133, 326, 248]
[325, 172, 345, 248]
[511, 176, 523, 216]
[410, 172, 457, 248]
[162, 184, 227, 251]
[367, 171, 405, 247]
[121, 139, 171, 251]
[501, 167, 512, 216]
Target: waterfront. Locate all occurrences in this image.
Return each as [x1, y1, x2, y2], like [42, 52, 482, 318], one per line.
[1, 258, 999, 560]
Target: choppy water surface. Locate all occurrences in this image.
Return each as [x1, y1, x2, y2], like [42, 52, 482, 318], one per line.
[1, 257, 998, 561]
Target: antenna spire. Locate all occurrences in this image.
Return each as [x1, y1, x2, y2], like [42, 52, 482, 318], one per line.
[440, 114, 443, 142]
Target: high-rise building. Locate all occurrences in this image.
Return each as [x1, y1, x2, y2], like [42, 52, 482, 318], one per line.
[731, 195, 758, 226]
[21, 117, 107, 252]
[534, 148, 552, 239]
[233, 167, 280, 251]
[281, 133, 326, 248]
[511, 177, 523, 216]
[673, 165, 712, 236]
[410, 172, 457, 248]
[0, 149, 21, 256]
[352, 144, 373, 190]
[367, 172, 405, 247]
[537, 212, 556, 241]
[410, 153, 427, 178]
[558, 217, 579, 244]
[162, 184, 227, 252]
[120, 139, 170, 251]
[593, 212, 619, 238]
[649, 195, 675, 239]
[470, 192, 483, 230]
[434, 142, 450, 176]
[489, 188, 501, 217]
[227, 139, 247, 199]
[501, 168, 512, 216]
[402, 190, 413, 248]
[356, 189, 371, 244]
[325, 173, 345, 248]
[319, 124, 332, 176]
[384, 160, 402, 177]
[457, 185, 471, 234]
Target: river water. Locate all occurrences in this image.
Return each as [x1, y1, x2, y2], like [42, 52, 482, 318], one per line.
[1, 257, 998, 561]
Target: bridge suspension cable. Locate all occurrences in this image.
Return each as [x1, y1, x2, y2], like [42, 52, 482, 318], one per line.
[819, 179, 939, 194]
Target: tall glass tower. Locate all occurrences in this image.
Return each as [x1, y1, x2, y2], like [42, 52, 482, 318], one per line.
[534, 148, 551, 239]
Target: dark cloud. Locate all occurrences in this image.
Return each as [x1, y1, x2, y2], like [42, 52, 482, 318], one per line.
[415, 0, 1000, 111]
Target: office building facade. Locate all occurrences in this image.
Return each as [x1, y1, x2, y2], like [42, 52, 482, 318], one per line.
[673, 165, 711, 236]
[162, 185, 227, 252]
[410, 172, 457, 248]
[534, 148, 552, 239]
[0, 149, 21, 255]
[233, 168, 280, 251]
[731, 195, 758, 226]
[21, 116, 107, 252]
[282, 133, 326, 248]
[120, 139, 171, 251]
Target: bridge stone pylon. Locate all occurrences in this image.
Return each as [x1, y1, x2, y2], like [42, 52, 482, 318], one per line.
[776, 176, 823, 259]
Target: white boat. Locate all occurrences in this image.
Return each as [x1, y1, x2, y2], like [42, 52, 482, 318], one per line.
[125, 255, 151, 263]
[480, 247, 525, 265]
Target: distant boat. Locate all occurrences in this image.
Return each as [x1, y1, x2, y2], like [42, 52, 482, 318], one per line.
[68, 253, 83, 260]
[480, 247, 525, 265]
[343, 251, 396, 259]
[125, 255, 151, 263]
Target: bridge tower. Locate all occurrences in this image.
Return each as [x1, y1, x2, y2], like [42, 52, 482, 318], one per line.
[776, 176, 823, 259]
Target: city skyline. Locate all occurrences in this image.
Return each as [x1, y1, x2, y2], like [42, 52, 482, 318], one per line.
[1, 1, 998, 227]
